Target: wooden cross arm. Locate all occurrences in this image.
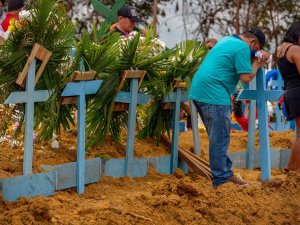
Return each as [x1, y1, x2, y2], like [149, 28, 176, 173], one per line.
[16, 43, 52, 87]
[173, 78, 186, 89]
[60, 71, 97, 105]
[117, 70, 146, 92]
[71, 71, 96, 81]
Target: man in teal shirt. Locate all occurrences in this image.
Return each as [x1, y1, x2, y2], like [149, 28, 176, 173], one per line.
[189, 28, 268, 188]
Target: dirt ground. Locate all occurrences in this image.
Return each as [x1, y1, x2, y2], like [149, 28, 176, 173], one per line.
[0, 129, 299, 225]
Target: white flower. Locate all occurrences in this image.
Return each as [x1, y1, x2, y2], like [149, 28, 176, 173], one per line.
[153, 38, 166, 49]
[51, 134, 59, 149]
[51, 139, 59, 149]
[0, 26, 8, 39]
[118, 32, 166, 58]
[19, 10, 32, 20]
[129, 31, 138, 36]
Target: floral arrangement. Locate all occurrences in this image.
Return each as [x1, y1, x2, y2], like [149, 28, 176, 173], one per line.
[120, 30, 166, 57]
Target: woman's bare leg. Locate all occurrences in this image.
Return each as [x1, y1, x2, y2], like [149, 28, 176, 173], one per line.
[286, 117, 300, 172]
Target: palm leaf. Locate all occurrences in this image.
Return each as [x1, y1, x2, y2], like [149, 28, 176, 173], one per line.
[0, 0, 76, 140]
[84, 26, 176, 146]
[137, 40, 207, 143]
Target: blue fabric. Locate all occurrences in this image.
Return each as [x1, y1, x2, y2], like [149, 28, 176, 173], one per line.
[193, 100, 233, 186]
[265, 69, 279, 89]
[282, 102, 288, 119]
[189, 35, 253, 105]
[250, 49, 257, 57]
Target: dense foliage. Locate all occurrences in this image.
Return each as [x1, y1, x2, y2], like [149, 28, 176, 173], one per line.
[0, 0, 207, 148]
[0, 0, 76, 140]
[65, 0, 299, 55]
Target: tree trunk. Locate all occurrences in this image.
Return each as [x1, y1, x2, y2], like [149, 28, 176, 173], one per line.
[152, 0, 158, 32]
[244, 0, 251, 30]
[66, 0, 73, 17]
[267, 0, 279, 67]
[235, 0, 241, 34]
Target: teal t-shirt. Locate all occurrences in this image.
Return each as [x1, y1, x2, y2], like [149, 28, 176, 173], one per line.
[189, 35, 253, 105]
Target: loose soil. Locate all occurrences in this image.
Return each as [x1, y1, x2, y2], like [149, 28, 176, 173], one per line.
[0, 129, 299, 225]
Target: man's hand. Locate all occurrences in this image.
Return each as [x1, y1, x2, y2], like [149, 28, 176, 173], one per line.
[252, 57, 265, 69]
[240, 58, 265, 83]
[257, 50, 271, 63]
[261, 50, 270, 62]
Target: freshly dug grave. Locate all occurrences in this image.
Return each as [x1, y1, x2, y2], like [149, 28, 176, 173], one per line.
[0, 129, 298, 225]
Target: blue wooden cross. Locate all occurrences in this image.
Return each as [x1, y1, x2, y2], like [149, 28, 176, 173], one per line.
[4, 59, 51, 175]
[190, 100, 201, 156]
[162, 87, 190, 174]
[61, 80, 102, 194]
[237, 68, 283, 181]
[246, 78, 257, 170]
[91, 0, 126, 24]
[167, 88, 181, 173]
[272, 71, 285, 130]
[113, 71, 151, 177]
[268, 70, 291, 131]
[268, 70, 284, 91]
[106, 73, 192, 177]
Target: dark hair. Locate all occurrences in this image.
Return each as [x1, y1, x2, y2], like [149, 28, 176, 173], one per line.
[282, 21, 300, 45]
[243, 28, 266, 48]
[243, 31, 260, 42]
[8, 0, 24, 11]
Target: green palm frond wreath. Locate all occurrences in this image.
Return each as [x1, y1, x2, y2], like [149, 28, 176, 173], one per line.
[137, 40, 207, 143]
[85, 27, 176, 147]
[0, 0, 76, 140]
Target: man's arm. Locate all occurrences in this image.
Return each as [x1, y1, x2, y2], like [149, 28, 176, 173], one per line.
[240, 58, 266, 83]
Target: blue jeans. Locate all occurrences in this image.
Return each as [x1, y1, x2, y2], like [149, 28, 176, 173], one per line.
[193, 100, 233, 186]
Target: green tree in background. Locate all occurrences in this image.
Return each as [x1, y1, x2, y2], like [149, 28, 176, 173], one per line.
[181, 0, 299, 56]
[63, 0, 299, 56]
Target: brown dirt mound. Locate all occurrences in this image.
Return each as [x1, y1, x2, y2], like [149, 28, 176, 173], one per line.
[1, 170, 299, 225]
[0, 129, 298, 224]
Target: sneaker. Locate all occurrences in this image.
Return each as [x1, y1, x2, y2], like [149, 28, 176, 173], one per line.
[227, 175, 249, 187]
